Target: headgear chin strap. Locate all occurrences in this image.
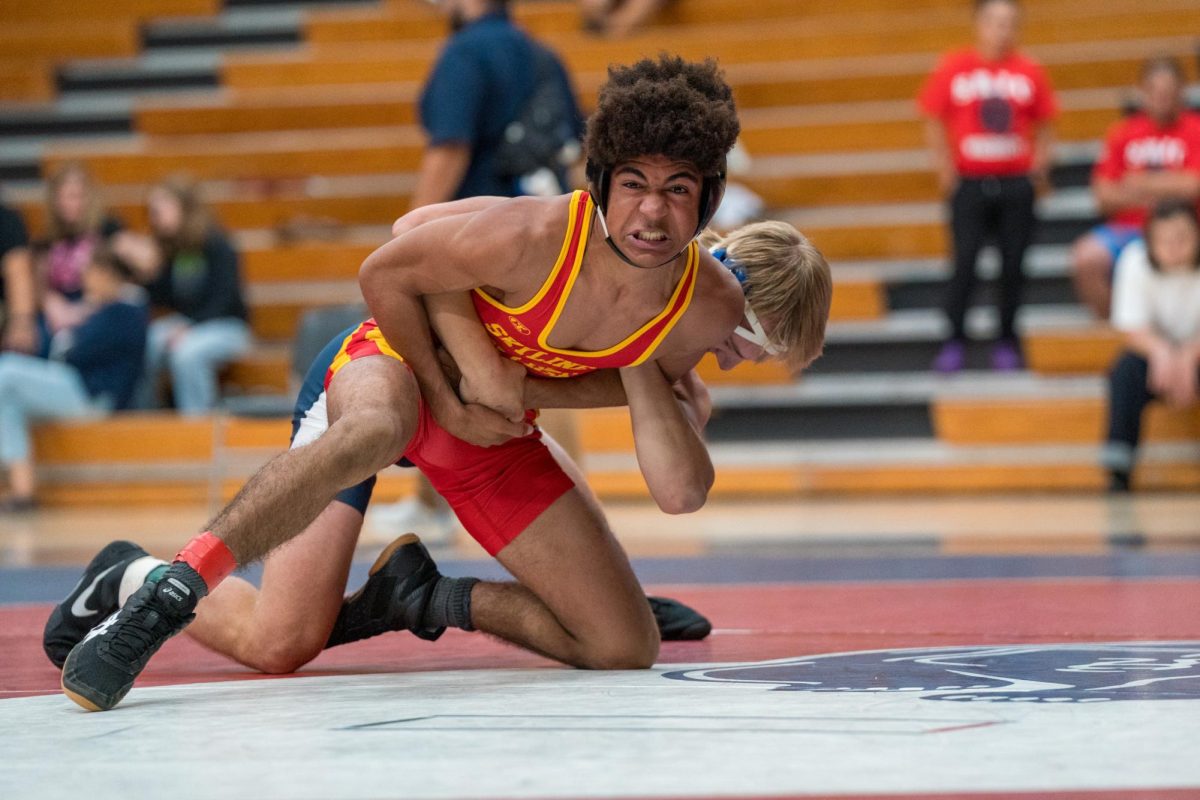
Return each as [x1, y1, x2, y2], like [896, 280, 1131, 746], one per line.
[586, 157, 727, 269]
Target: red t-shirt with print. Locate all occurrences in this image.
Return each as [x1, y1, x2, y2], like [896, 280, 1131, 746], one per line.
[918, 48, 1058, 178]
[1092, 110, 1200, 227]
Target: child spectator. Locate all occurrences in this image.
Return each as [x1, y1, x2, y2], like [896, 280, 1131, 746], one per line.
[919, 0, 1057, 373]
[0, 246, 147, 512]
[1103, 201, 1200, 492]
[113, 176, 250, 415]
[32, 163, 122, 356]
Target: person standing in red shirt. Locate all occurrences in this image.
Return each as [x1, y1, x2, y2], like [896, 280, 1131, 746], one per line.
[919, 0, 1057, 373]
[1070, 56, 1200, 319]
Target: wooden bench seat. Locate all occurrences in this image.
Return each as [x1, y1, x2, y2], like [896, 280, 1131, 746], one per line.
[1025, 329, 1124, 375]
[933, 397, 1200, 445]
[0, 22, 138, 62]
[0, 61, 55, 103]
[1, 0, 216, 23]
[137, 51, 1170, 138]
[223, 3, 1200, 89]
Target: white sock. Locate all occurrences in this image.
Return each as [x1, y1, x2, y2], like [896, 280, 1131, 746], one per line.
[118, 555, 168, 606]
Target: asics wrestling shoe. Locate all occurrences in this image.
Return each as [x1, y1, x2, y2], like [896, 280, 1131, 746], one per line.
[61, 564, 204, 712]
[325, 534, 446, 648]
[648, 596, 712, 641]
[43, 540, 150, 668]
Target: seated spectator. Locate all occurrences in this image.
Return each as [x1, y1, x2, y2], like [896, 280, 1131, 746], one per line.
[1, 198, 36, 354]
[1071, 56, 1200, 319]
[113, 176, 251, 415]
[0, 246, 147, 512]
[1102, 201, 1200, 492]
[31, 163, 122, 356]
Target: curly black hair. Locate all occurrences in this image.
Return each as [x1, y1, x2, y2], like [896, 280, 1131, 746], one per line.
[584, 54, 740, 177]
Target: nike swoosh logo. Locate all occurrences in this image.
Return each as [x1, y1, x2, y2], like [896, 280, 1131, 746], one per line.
[70, 564, 121, 618]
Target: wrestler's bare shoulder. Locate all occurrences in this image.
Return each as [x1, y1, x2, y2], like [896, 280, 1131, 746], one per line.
[686, 250, 745, 333]
[651, 250, 744, 367]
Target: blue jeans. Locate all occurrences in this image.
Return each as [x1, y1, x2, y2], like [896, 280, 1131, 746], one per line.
[0, 353, 102, 464]
[143, 314, 252, 415]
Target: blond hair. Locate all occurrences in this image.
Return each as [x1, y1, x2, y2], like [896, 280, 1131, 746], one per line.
[44, 162, 104, 242]
[706, 220, 832, 370]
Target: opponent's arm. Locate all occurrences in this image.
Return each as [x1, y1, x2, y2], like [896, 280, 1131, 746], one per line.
[425, 291, 527, 421]
[359, 201, 534, 445]
[620, 360, 713, 514]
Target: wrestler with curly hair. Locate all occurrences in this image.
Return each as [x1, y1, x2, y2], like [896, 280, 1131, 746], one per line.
[54, 55, 830, 713]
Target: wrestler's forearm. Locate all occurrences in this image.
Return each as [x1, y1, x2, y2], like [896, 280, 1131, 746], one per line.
[359, 273, 461, 414]
[620, 362, 713, 514]
[426, 291, 525, 417]
[524, 370, 628, 409]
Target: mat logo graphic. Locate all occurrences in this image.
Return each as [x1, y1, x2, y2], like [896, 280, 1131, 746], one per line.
[665, 643, 1200, 703]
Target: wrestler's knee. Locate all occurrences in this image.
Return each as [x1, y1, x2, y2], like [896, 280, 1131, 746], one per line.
[240, 629, 327, 675]
[327, 407, 409, 472]
[575, 622, 660, 670]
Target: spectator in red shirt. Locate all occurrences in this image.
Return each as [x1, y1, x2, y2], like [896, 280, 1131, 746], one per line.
[919, 0, 1057, 373]
[1070, 56, 1200, 320]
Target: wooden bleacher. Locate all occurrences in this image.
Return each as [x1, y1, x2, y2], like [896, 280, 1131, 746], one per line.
[0, 0, 222, 104]
[9, 0, 1200, 502]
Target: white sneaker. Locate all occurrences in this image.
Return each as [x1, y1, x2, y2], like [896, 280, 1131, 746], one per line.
[365, 498, 458, 547]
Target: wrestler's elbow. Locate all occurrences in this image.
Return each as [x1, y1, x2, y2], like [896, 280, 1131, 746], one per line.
[358, 247, 406, 307]
[358, 251, 386, 301]
[652, 470, 713, 515]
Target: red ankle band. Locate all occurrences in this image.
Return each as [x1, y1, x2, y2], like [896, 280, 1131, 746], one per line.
[175, 532, 237, 589]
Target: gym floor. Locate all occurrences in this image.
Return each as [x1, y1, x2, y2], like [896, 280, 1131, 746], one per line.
[2, 494, 1198, 800]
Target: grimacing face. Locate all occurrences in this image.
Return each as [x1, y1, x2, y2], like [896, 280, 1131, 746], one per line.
[602, 155, 703, 269]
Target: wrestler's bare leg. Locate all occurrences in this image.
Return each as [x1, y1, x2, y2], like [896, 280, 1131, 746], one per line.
[181, 356, 419, 672]
[463, 431, 659, 669]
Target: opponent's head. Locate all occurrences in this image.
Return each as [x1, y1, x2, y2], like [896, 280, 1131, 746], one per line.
[705, 221, 832, 372]
[584, 55, 740, 269]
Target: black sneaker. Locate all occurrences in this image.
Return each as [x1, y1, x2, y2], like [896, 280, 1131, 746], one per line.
[61, 565, 203, 712]
[325, 533, 444, 648]
[648, 596, 712, 641]
[43, 541, 150, 669]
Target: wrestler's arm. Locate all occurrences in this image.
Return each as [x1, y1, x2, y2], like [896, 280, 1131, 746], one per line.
[424, 291, 631, 414]
[392, 196, 508, 238]
[359, 201, 537, 446]
[620, 359, 714, 514]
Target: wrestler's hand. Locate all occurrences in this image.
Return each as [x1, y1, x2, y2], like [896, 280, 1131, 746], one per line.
[459, 355, 527, 423]
[440, 401, 531, 447]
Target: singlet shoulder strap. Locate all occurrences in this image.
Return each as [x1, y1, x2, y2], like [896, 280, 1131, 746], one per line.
[472, 191, 593, 315]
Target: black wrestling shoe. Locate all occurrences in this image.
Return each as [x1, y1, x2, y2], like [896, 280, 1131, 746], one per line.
[325, 534, 445, 648]
[44, 540, 150, 669]
[648, 596, 712, 641]
[61, 564, 203, 712]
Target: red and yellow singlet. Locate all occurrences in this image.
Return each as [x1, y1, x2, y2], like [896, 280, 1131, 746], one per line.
[470, 190, 698, 378]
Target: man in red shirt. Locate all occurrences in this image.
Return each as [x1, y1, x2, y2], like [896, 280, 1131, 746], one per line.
[919, 0, 1057, 373]
[1071, 56, 1200, 319]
